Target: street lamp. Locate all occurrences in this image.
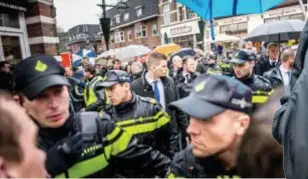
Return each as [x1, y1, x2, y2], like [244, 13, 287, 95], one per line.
[98, 0, 128, 51]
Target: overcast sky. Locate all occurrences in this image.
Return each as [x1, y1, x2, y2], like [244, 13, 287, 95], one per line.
[54, 0, 118, 31]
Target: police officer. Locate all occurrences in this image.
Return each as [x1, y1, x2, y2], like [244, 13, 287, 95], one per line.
[83, 65, 107, 111]
[230, 50, 273, 105]
[203, 54, 222, 75]
[98, 70, 179, 158]
[13, 54, 170, 178]
[168, 74, 252, 178]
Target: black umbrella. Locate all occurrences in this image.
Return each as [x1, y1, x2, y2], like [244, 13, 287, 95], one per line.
[245, 19, 305, 42]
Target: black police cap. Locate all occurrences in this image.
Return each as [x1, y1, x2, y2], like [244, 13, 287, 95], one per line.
[230, 50, 256, 64]
[169, 74, 253, 119]
[99, 70, 131, 88]
[14, 54, 68, 100]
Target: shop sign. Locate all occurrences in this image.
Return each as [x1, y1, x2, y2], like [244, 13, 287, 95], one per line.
[220, 16, 247, 25]
[170, 25, 192, 36]
[263, 6, 302, 18]
[0, 1, 26, 11]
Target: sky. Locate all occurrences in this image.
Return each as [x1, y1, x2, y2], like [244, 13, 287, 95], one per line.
[54, 0, 118, 31]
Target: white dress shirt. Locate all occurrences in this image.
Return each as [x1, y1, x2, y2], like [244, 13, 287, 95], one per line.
[182, 72, 190, 84]
[279, 65, 291, 88]
[269, 58, 279, 66]
[145, 72, 166, 110]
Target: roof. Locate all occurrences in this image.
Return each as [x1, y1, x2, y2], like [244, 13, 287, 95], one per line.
[68, 24, 101, 35]
[107, 0, 159, 29]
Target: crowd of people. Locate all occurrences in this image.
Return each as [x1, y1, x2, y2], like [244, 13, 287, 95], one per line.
[0, 39, 297, 178]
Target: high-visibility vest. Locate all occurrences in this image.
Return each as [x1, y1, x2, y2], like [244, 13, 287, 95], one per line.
[84, 76, 104, 107]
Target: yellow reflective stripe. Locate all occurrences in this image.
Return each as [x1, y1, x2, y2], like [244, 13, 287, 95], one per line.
[90, 76, 103, 88]
[167, 172, 186, 178]
[116, 111, 164, 126]
[104, 129, 133, 159]
[106, 126, 121, 141]
[121, 115, 170, 135]
[84, 88, 97, 107]
[55, 153, 109, 178]
[268, 89, 275, 95]
[252, 95, 269, 104]
[253, 89, 274, 96]
[168, 173, 175, 178]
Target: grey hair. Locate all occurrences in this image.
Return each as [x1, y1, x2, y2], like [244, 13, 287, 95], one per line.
[132, 61, 143, 70]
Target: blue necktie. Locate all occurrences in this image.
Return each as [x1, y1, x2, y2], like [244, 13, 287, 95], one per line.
[153, 81, 160, 103]
[287, 71, 291, 80]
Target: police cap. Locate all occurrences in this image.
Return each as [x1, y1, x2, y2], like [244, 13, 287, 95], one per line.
[14, 54, 69, 100]
[229, 50, 256, 64]
[169, 74, 253, 119]
[99, 70, 131, 88]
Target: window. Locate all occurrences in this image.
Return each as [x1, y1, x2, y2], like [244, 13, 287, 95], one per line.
[163, 4, 170, 25]
[136, 7, 142, 17]
[136, 25, 147, 38]
[264, 17, 277, 23]
[152, 24, 158, 36]
[115, 31, 125, 43]
[111, 33, 115, 43]
[289, 14, 305, 20]
[0, 12, 19, 28]
[83, 25, 88, 32]
[127, 30, 133, 41]
[178, 6, 184, 21]
[115, 15, 120, 24]
[124, 12, 129, 21]
[186, 7, 195, 19]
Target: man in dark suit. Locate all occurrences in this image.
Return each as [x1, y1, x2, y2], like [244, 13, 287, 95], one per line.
[255, 43, 280, 75]
[131, 53, 187, 149]
[264, 47, 295, 89]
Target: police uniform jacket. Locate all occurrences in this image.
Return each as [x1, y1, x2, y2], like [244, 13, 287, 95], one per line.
[236, 74, 273, 105]
[38, 111, 170, 178]
[105, 93, 179, 158]
[168, 146, 240, 178]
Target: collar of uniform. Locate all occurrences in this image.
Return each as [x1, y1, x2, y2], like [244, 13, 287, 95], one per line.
[38, 112, 75, 141]
[236, 73, 254, 85]
[114, 92, 136, 112]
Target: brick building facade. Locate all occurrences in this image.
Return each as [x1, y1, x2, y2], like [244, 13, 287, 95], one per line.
[0, 0, 59, 63]
[102, 0, 161, 50]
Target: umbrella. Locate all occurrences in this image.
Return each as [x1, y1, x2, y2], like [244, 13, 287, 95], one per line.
[152, 43, 181, 57]
[169, 48, 196, 67]
[170, 48, 196, 60]
[115, 45, 151, 62]
[176, 0, 284, 39]
[176, 0, 284, 20]
[97, 48, 121, 59]
[245, 19, 305, 42]
[73, 49, 97, 67]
